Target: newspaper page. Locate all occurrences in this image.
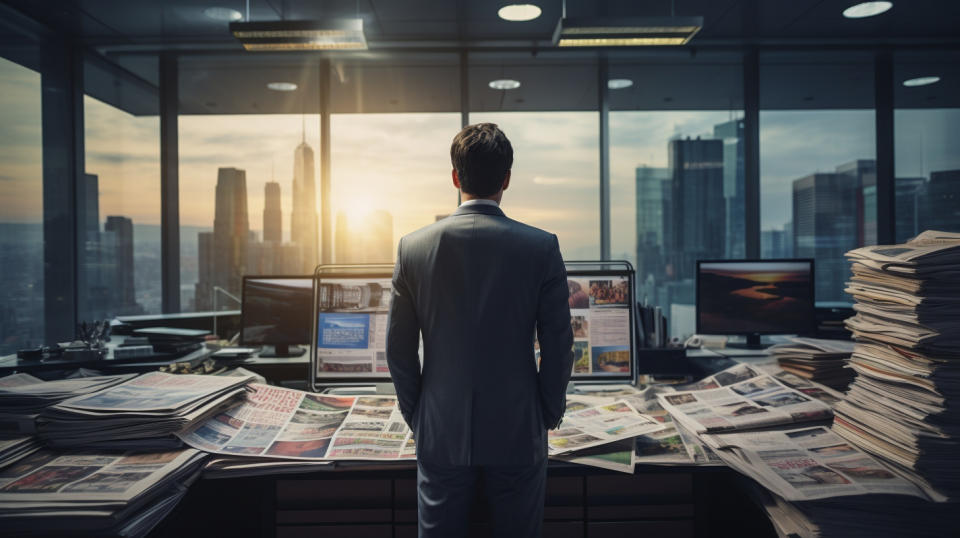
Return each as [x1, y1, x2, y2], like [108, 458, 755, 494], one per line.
[315, 278, 393, 376]
[657, 364, 832, 434]
[548, 398, 666, 455]
[55, 372, 249, 413]
[565, 276, 632, 376]
[0, 374, 43, 388]
[619, 386, 695, 465]
[179, 385, 415, 461]
[700, 425, 928, 501]
[0, 448, 203, 504]
[845, 230, 960, 273]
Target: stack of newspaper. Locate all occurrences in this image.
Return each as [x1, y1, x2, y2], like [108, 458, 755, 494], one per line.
[769, 337, 855, 390]
[834, 230, 960, 500]
[37, 372, 253, 450]
[0, 373, 135, 434]
[0, 447, 206, 536]
[0, 436, 39, 468]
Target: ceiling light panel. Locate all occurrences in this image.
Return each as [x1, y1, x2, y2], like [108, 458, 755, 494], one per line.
[230, 19, 367, 51]
[842, 2, 893, 19]
[554, 17, 703, 47]
[498, 4, 542, 22]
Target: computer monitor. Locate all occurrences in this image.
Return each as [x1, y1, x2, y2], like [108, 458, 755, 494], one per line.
[696, 259, 816, 348]
[240, 276, 313, 357]
[560, 264, 637, 384]
[310, 270, 395, 388]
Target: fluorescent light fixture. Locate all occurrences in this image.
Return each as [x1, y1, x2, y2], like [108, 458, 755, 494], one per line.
[902, 76, 940, 87]
[489, 79, 521, 90]
[498, 4, 542, 22]
[842, 2, 893, 18]
[266, 82, 298, 91]
[553, 16, 703, 47]
[230, 19, 367, 51]
[204, 7, 243, 22]
[607, 79, 633, 90]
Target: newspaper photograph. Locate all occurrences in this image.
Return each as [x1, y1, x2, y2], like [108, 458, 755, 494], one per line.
[548, 398, 665, 455]
[179, 385, 415, 461]
[657, 364, 832, 434]
[55, 372, 247, 413]
[617, 386, 695, 466]
[700, 425, 929, 501]
[560, 277, 632, 377]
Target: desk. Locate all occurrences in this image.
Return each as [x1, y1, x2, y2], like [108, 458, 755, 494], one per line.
[150, 462, 775, 538]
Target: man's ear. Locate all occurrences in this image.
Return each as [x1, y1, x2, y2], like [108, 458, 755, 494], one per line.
[452, 168, 461, 189]
[501, 170, 511, 192]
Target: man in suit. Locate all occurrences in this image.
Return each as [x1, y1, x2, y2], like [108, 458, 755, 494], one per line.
[386, 123, 574, 537]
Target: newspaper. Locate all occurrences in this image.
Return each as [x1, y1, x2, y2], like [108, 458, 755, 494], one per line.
[700, 425, 929, 501]
[547, 397, 666, 455]
[53, 372, 247, 413]
[179, 384, 415, 461]
[618, 386, 696, 466]
[657, 364, 833, 434]
[845, 230, 960, 275]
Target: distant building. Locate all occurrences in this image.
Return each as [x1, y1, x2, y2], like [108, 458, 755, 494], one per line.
[195, 168, 249, 311]
[895, 177, 925, 242]
[713, 119, 746, 259]
[663, 137, 725, 281]
[263, 181, 282, 244]
[761, 229, 788, 259]
[634, 165, 669, 299]
[195, 231, 215, 311]
[835, 159, 877, 246]
[792, 172, 860, 302]
[920, 169, 960, 233]
[104, 216, 139, 314]
[291, 139, 318, 273]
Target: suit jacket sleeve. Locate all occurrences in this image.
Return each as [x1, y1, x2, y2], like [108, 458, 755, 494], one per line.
[536, 234, 574, 429]
[386, 238, 422, 429]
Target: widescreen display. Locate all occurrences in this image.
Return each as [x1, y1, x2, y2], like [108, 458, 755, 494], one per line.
[697, 261, 815, 335]
[241, 277, 313, 345]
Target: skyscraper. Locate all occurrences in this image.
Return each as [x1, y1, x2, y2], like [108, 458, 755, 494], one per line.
[104, 216, 138, 313]
[208, 167, 249, 309]
[195, 231, 214, 311]
[895, 177, 925, 242]
[663, 137, 726, 281]
[291, 134, 318, 273]
[835, 159, 877, 246]
[713, 119, 745, 259]
[792, 172, 859, 302]
[263, 181, 282, 244]
[920, 170, 960, 233]
[634, 165, 669, 299]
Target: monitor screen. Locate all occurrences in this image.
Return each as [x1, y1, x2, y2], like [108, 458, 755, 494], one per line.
[240, 276, 313, 346]
[696, 260, 815, 335]
[560, 271, 634, 381]
[313, 276, 394, 380]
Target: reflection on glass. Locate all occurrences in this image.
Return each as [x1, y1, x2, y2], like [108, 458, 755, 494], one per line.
[81, 96, 161, 318]
[469, 112, 599, 260]
[894, 109, 960, 242]
[0, 56, 44, 354]
[179, 115, 321, 311]
[760, 110, 876, 303]
[611, 111, 744, 339]
[330, 113, 460, 264]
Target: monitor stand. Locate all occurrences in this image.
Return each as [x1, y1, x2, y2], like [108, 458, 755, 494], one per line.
[725, 334, 765, 350]
[258, 345, 306, 358]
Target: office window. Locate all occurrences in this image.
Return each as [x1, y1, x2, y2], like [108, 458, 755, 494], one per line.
[894, 52, 960, 242]
[178, 55, 322, 312]
[470, 52, 600, 260]
[81, 57, 161, 319]
[760, 52, 876, 304]
[609, 52, 744, 339]
[0, 56, 44, 355]
[328, 53, 461, 264]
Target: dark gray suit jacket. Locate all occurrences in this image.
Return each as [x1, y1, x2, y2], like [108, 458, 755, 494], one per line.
[386, 203, 574, 466]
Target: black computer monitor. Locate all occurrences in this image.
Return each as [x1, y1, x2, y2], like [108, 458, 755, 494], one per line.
[310, 271, 395, 388]
[696, 259, 816, 348]
[240, 276, 313, 357]
[561, 265, 637, 384]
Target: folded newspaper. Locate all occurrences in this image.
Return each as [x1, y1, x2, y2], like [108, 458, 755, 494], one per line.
[657, 363, 833, 434]
[0, 373, 136, 435]
[548, 398, 667, 456]
[37, 372, 253, 450]
[0, 436, 40, 469]
[0, 448, 206, 536]
[769, 337, 855, 390]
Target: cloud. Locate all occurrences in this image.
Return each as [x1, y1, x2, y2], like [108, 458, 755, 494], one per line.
[532, 175, 597, 187]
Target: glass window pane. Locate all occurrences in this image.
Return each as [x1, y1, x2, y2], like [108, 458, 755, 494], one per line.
[894, 51, 960, 242]
[81, 56, 161, 319]
[760, 52, 876, 304]
[469, 52, 600, 260]
[0, 55, 44, 354]
[609, 51, 744, 340]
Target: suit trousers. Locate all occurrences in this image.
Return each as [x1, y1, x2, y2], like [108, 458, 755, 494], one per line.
[417, 456, 547, 538]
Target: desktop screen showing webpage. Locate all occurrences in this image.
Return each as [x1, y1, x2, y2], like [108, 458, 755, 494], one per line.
[540, 275, 632, 379]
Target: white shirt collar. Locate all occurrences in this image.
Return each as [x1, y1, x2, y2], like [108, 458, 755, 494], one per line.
[459, 198, 499, 208]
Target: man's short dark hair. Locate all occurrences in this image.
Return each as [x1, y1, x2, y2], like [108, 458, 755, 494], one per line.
[450, 123, 513, 197]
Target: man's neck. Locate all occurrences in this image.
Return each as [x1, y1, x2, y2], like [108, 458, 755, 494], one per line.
[460, 192, 502, 205]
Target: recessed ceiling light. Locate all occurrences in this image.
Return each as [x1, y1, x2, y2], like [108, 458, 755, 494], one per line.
[842, 2, 893, 19]
[498, 4, 542, 22]
[902, 76, 940, 87]
[607, 79, 633, 90]
[489, 79, 521, 90]
[203, 7, 243, 22]
[266, 82, 298, 91]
